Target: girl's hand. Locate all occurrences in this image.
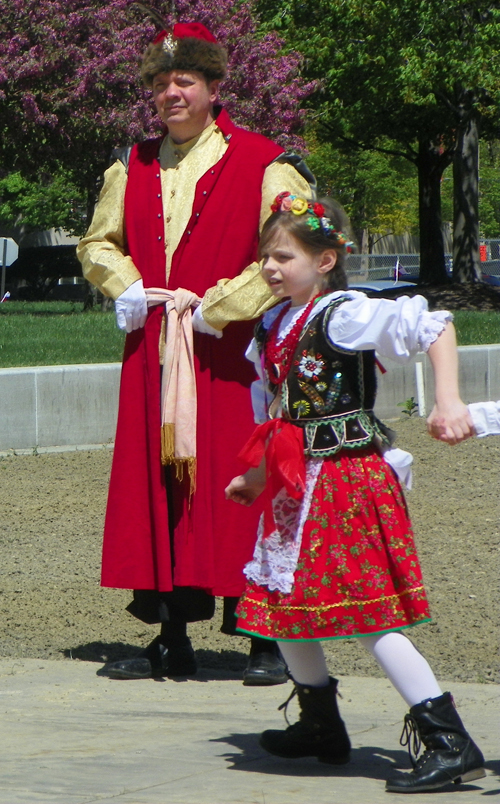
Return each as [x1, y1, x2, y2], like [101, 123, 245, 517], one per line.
[427, 400, 476, 445]
[225, 467, 266, 506]
[426, 323, 475, 445]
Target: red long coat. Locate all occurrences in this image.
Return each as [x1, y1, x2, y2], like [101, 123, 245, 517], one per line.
[101, 109, 283, 596]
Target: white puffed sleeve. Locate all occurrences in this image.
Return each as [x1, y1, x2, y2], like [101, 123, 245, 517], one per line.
[468, 401, 500, 437]
[245, 338, 269, 423]
[327, 292, 452, 363]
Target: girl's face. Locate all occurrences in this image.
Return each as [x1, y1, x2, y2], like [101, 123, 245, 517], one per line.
[261, 229, 336, 306]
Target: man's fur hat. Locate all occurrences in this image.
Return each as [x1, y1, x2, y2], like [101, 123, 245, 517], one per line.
[141, 22, 227, 86]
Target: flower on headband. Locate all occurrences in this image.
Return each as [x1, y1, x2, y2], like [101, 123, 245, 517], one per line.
[271, 191, 291, 213]
[307, 215, 321, 230]
[313, 202, 325, 217]
[291, 197, 309, 215]
[281, 197, 293, 211]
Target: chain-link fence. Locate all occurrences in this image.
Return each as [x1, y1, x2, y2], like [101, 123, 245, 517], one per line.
[345, 253, 420, 282]
[345, 239, 500, 283]
[480, 240, 500, 281]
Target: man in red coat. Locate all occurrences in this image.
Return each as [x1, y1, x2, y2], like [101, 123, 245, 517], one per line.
[78, 22, 313, 683]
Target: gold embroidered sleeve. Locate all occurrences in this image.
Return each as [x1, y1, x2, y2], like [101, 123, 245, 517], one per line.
[201, 159, 313, 330]
[76, 160, 141, 300]
[201, 262, 274, 330]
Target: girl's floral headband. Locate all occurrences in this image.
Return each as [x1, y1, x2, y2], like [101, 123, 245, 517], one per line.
[270, 192, 353, 250]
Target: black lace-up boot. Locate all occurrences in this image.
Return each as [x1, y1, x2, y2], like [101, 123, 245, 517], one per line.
[259, 677, 351, 764]
[386, 692, 485, 793]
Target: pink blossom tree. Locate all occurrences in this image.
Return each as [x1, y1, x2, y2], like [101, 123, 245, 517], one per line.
[0, 0, 315, 228]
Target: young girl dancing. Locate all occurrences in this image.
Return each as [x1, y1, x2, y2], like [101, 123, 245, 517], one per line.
[225, 193, 485, 794]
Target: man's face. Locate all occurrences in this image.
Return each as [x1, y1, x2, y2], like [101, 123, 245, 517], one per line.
[152, 70, 219, 143]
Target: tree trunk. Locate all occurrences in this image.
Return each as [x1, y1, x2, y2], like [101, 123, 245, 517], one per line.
[416, 139, 451, 285]
[452, 113, 481, 282]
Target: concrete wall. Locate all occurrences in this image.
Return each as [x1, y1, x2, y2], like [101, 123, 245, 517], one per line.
[0, 363, 121, 451]
[1, 346, 499, 452]
[375, 344, 500, 419]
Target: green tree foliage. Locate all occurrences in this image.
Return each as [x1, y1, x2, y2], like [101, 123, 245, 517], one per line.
[0, 0, 314, 225]
[306, 133, 418, 251]
[257, 0, 500, 283]
[0, 170, 85, 234]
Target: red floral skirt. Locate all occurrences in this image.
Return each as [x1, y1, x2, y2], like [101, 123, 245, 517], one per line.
[236, 449, 431, 641]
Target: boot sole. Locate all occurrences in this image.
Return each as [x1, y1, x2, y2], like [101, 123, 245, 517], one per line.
[318, 754, 351, 766]
[386, 766, 486, 793]
[260, 744, 350, 765]
[97, 664, 197, 680]
[457, 768, 487, 784]
[243, 675, 289, 686]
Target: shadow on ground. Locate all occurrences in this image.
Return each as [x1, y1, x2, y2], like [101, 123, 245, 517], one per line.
[62, 642, 249, 673]
[212, 732, 496, 793]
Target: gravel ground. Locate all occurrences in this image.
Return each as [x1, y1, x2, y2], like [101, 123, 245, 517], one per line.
[0, 416, 498, 685]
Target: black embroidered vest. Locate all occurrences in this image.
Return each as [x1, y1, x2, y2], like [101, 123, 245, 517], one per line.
[257, 299, 391, 458]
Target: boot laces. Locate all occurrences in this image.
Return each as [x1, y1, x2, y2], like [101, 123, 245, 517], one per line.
[278, 686, 298, 726]
[400, 714, 423, 768]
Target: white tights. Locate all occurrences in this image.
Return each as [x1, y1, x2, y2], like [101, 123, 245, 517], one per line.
[278, 631, 443, 707]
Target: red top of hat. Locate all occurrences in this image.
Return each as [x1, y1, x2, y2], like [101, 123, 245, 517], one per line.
[152, 22, 218, 46]
[174, 22, 217, 43]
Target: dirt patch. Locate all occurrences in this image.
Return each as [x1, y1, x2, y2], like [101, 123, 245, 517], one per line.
[0, 418, 498, 684]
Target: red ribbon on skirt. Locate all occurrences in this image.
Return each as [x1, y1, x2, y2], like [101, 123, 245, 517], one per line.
[238, 419, 306, 535]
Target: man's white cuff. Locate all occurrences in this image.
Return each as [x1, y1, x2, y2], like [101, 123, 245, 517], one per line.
[468, 401, 500, 437]
[193, 305, 223, 338]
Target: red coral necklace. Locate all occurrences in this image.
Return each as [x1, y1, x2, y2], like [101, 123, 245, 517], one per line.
[265, 296, 320, 384]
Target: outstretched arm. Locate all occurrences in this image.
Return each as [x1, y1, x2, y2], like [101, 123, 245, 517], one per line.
[426, 322, 475, 444]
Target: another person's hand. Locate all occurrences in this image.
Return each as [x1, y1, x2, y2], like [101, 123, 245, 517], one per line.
[225, 467, 266, 506]
[115, 279, 148, 332]
[427, 400, 476, 445]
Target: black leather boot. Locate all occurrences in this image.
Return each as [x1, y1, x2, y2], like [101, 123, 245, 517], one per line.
[243, 638, 288, 686]
[96, 635, 197, 679]
[259, 677, 351, 764]
[386, 692, 485, 793]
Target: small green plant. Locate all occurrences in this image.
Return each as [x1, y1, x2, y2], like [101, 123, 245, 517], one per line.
[398, 396, 419, 417]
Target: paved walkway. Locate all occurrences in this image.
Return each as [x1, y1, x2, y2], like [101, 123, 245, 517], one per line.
[0, 658, 498, 804]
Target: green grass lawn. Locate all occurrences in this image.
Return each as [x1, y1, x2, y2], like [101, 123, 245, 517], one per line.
[0, 302, 125, 367]
[0, 302, 498, 368]
[452, 310, 500, 346]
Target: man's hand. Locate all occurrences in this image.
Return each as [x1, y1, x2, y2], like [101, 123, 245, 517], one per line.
[192, 305, 223, 338]
[426, 400, 476, 445]
[115, 279, 148, 332]
[225, 466, 266, 506]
